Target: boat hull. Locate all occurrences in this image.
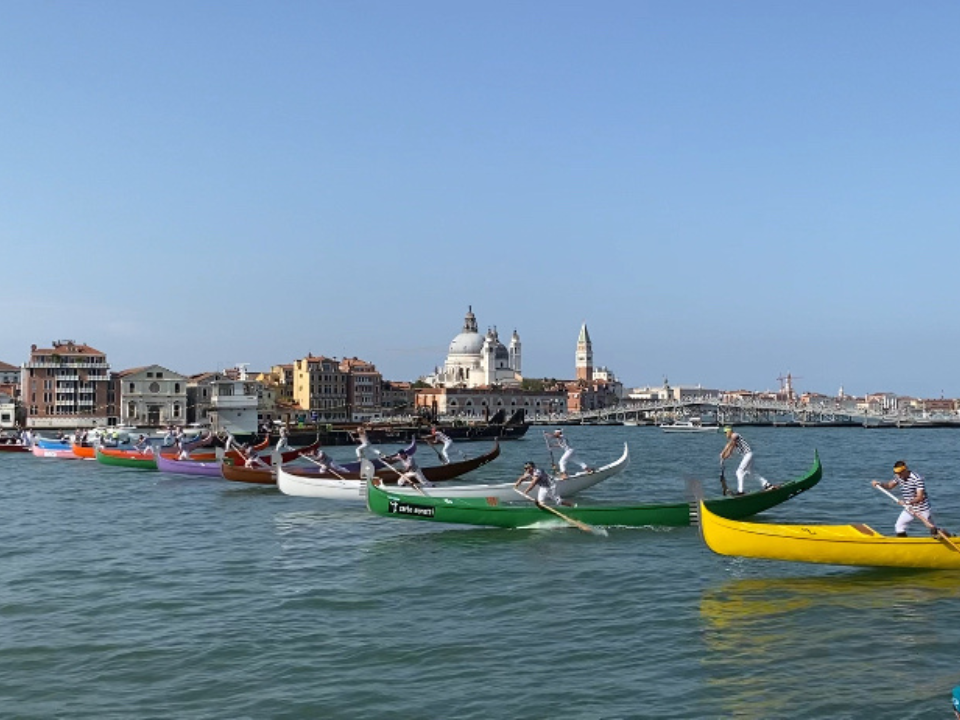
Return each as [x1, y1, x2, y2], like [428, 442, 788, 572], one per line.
[155, 453, 224, 477]
[95, 448, 158, 470]
[31, 443, 78, 459]
[366, 452, 822, 529]
[699, 501, 960, 569]
[386, 442, 630, 502]
[279, 442, 624, 502]
[268, 441, 502, 491]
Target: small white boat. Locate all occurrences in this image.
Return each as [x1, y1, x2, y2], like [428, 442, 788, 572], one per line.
[660, 418, 719, 433]
[277, 443, 629, 502]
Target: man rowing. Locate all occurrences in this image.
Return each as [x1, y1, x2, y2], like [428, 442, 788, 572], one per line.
[720, 426, 774, 495]
[382, 449, 433, 488]
[872, 460, 946, 537]
[426, 425, 456, 464]
[545, 429, 592, 478]
[513, 460, 573, 507]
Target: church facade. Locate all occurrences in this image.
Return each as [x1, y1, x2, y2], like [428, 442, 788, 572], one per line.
[424, 306, 522, 389]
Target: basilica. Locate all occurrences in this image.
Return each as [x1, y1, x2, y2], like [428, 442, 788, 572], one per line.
[424, 307, 522, 388]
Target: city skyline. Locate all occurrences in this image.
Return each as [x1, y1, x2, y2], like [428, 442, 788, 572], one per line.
[3, 3, 960, 397]
[1, 334, 956, 403]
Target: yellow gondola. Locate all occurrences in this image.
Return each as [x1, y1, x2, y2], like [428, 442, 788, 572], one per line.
[698, 501, 960, 570]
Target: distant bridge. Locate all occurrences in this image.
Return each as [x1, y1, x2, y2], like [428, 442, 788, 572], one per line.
[533, 399, 960, 428]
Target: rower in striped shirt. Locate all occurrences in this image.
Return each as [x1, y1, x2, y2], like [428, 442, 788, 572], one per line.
[872, 460, 938, 537]
[720, 426, 775, 495]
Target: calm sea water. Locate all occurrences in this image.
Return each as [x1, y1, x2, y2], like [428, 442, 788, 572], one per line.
[2, 426, 959, 719]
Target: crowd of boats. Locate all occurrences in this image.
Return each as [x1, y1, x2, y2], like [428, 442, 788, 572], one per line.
[4, 425, 958, 571]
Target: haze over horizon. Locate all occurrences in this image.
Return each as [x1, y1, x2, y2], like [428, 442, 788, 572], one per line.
[3, 2, 959, 399]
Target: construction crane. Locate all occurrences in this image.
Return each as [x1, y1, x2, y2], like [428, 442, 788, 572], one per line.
[777, 373, 803, 400]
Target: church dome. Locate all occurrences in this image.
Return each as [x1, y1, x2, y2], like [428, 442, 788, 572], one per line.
[449, 331, 484, 355]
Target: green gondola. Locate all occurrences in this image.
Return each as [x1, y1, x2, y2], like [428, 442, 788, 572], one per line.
[366, 452, 822, 529]
[95, 447, 158, 470]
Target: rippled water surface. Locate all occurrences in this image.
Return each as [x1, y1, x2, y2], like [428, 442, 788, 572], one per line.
[2, 427, 959, 719]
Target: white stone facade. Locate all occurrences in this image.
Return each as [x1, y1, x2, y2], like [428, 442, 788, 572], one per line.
[425, 307, 522, 388]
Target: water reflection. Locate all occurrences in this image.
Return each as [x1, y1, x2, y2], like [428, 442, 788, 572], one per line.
[699, 571, 960, 719]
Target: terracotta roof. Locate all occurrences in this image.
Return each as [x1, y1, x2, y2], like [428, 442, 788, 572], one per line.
[31, 342, 105, 357]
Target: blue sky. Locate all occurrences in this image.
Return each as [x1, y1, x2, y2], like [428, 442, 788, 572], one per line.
[3, 1, 959, 398]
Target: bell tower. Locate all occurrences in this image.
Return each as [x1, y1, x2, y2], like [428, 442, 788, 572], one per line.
[576, 323, 593, 382]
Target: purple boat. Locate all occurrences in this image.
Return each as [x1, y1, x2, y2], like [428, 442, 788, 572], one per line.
[155, 452, 224, 477]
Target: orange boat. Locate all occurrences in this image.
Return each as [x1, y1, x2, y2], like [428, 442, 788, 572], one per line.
[71, 443, 96, 459]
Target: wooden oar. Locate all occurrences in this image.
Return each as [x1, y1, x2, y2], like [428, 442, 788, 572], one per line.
[424, 439, 444, 463]
[512, 487, 600, 534]
[719, 460, 730, 496]
[299, 452, 350, 481]
[543, 431, 559, 473]
[873, 484, 960, 552]
[374, 451, 428, 496]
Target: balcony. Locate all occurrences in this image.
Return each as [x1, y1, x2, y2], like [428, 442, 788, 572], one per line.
[211, 394, 258, 409]
[25, 361, 108, 370]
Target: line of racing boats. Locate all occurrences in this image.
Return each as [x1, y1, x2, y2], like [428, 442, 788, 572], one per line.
[6, 427, 959, 571]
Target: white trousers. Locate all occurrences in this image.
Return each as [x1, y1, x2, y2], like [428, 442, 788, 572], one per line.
[736, 452, 768, 492]
[559, 448, 588, 474]
[356, 439, 371, 459]
[439, 439, 453, 463]
[895, 507, 931, 535]
[536, 482, 563, 506]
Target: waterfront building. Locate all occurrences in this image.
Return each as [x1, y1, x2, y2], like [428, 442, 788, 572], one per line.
[340, 357, 383, 420]
[290, 354, 384, 422]
[262, 363, 295, 404]
[414, 385, 566, 420]
[0, 390, 16, 429]
[187, 368, 260, 435]
[20, 340, 114, 431]
[629, 380, 719, 404]
[0, 359, 20, 387]
[115, 365, 189, 427]
[292, 355, 347, 422]
[424, 306, 522, 389]
[381, 380, 415, 417]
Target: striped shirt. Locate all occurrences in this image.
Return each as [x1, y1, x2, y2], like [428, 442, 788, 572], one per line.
[897, 472, 930, 512]
[528, 467, 555, 489]
[731, 433, 752, 455]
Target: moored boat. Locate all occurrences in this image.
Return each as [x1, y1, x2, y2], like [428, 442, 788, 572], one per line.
[660, 418, 719, 433]
[366, 451, 822, 529]
[0, 434, 30, 453]
[698, 500, 960, 570]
